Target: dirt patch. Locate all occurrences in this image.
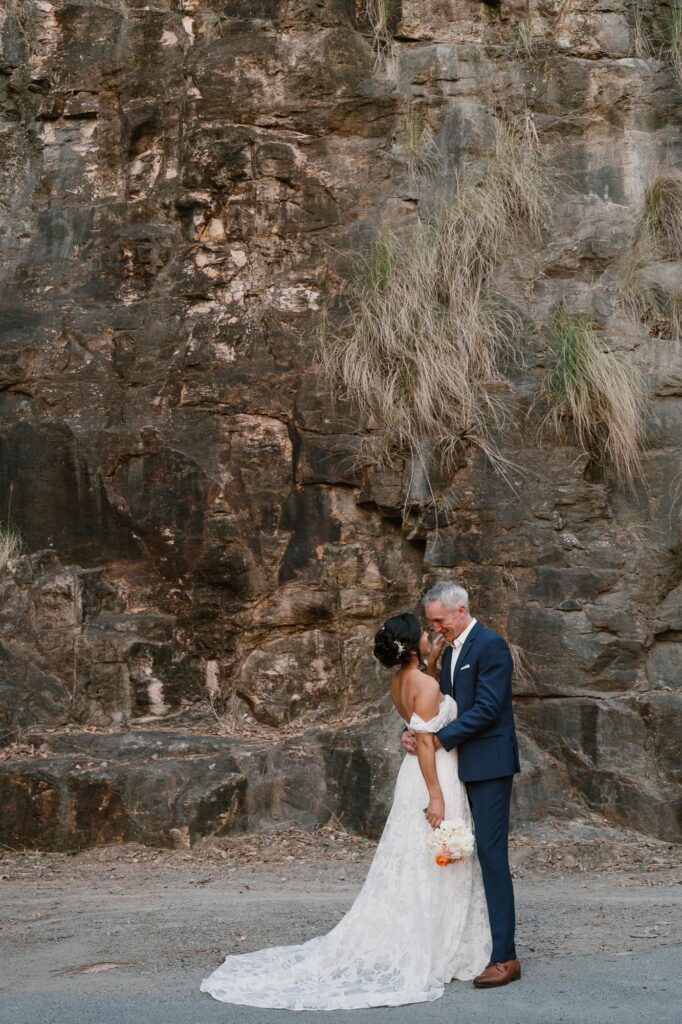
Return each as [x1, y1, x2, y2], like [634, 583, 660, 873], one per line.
[1, 817, 680, 890]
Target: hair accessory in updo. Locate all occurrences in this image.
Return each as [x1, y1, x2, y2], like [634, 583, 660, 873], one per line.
[373, 613, 421, 668]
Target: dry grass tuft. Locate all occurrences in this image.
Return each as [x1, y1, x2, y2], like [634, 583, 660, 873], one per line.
[541, 309, 646, 487]
[0, 524, 23, 572]
[6, 0, 40, 34]
[668, 1, 682, 81]
[199, 10, 229, 39]
[513, 15, 537, 59]
[630, 1, 654, 59]
[508, 641, 537, 692]
[642, 169, 682, 256]
[620, 169, 682, 340]
[629, 1, 682, 70]
[362, 0, 400, 72]
[319, 116, 551, 483]
[399, 100, 443, 183]
[671, 470, 682, 530]
[79, 0, 131, 16]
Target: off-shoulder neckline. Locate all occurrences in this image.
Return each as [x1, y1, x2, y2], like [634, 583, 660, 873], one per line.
[405, 694, 453, 727]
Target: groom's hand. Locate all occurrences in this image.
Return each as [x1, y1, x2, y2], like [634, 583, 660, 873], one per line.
[400, 729, 417, 755]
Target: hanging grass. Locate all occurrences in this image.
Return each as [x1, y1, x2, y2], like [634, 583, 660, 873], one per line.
[629, 1, 682, 73]
[542, 309, 646, 487]
[622, 246, 682, 341]
[631, 1, 652, 59]
[668, 1, 682, 81]
[627, 1, 682, 75]
[319, 117, 551, 485]
[399, 100, 443, 183]
[641, 169, 682, 257]
[362, 0, 400, 71]
[620, 168, 682, 339]
[513, 15, 537, 59]
[508, 641, 537, 692]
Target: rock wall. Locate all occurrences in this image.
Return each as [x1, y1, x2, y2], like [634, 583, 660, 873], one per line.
[0, 1, 680, 845]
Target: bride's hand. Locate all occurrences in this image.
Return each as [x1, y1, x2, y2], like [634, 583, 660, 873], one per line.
[425, 793, 444, 829]
[426, 634, 445, 672]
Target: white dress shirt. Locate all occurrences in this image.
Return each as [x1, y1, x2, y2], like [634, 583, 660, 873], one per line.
[450, 617, 478, 689]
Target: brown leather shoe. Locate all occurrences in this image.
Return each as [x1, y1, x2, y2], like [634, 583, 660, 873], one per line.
[473, 959, 521, 988]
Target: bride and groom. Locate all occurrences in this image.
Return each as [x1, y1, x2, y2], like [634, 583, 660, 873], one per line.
[200, 580, 522, 1010]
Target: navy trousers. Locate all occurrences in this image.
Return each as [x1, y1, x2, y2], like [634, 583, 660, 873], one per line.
[465, 775, 516, 963]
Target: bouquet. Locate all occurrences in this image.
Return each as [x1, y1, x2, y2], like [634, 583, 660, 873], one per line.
[425, 818, 475, 867]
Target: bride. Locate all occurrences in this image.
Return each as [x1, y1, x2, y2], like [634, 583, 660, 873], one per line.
[200, 612, 492, 1010]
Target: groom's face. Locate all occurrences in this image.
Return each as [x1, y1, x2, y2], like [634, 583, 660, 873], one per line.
[425, 600, 469, 644]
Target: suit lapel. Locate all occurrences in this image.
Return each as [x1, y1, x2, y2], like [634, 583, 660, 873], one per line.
[440, 645, 453, 695]
[452, 621, 481, 697]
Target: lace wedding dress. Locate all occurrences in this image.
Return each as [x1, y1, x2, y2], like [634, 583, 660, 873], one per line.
[200, 694, 491, 1010]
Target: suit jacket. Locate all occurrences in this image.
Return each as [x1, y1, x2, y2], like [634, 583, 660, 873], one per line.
[436, 621, 520, 783]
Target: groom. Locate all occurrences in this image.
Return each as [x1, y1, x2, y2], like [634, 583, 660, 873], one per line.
[401, 581, 521, 988]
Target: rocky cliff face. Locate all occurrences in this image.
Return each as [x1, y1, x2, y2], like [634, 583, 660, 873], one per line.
[0, 1, 680, 848]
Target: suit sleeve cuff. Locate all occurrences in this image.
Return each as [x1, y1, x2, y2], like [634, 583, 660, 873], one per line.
[437, 726, 456, 752]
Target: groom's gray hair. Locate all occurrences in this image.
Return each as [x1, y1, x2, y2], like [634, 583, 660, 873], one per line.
[422, 581, 469, 611]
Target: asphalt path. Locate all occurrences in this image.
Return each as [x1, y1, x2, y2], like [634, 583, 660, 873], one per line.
[1, 946, 678, 1024]
[2, 866, 680, 1024]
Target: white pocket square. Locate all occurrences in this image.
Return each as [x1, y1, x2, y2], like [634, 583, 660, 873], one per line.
[460, 664, 471, 671]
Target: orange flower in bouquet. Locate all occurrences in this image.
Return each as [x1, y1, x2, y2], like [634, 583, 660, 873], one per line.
[426, 819, 474, 867]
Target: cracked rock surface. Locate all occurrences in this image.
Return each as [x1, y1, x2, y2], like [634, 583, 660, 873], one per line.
[0, 1, 680, 847]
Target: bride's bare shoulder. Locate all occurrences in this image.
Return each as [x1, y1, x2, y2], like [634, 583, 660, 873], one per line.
[404, 669, 441, 718]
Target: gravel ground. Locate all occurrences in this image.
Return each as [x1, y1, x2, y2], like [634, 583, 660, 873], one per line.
[1, 822, 680, 1024]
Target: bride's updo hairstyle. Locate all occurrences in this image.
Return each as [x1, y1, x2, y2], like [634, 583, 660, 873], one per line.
[374, 613, 422, 668]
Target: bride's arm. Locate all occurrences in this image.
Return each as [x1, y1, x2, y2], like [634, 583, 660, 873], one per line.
[415, 734, 444, 828]
[412, 684, 445, 829]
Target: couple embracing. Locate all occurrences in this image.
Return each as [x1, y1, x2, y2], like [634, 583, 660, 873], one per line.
[201, 581, 522, 1010]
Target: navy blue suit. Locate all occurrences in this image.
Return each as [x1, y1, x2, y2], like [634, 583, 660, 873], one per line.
[436, 621, 520, 963]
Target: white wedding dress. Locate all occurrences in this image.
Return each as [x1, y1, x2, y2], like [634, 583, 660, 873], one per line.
[200, 695, 492, 1010]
